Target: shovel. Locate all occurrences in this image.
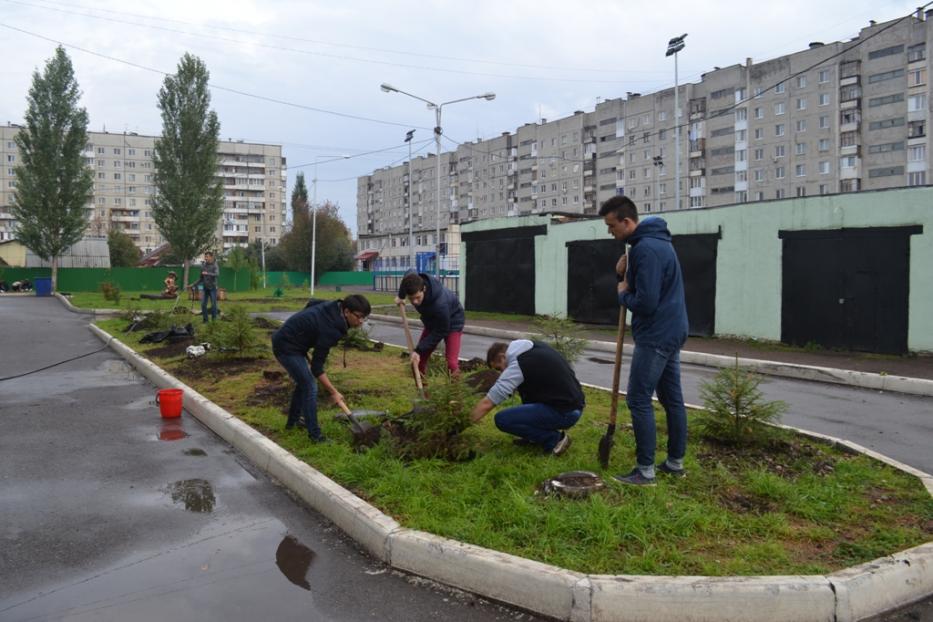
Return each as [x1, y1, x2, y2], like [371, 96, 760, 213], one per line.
[398, 302, 426, 398]
[333, 396, 386, 449]
[598, 301, 627, 470]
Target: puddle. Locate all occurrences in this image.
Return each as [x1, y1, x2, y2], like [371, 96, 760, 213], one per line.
[158, 420, 189, 441]
[165, 479, 215, 513]
[587, 357, 615, 365]
[5, 359, 141, 404]
[183, 448, 207, 457]
[275, 534, 315, 590]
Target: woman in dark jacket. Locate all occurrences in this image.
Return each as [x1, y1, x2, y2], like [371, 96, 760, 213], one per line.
[271, 295, 371, 441]
[395, 272, 465, 376]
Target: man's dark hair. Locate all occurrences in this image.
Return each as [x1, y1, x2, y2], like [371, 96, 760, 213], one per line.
[598, 195, 639, 222]
[486, 342, 508, 366]
[204, 251, 214, 258]
[341, 294, 371, 317]
[400, 272, 426, 297]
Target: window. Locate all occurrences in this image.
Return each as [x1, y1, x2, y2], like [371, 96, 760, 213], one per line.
[869, 117, 905, 130]
[97, 172, 105, 179]
[840, 155, 857, 168]
[795, 142, 807, 155]
[775, 83, 785, 94]
[819, 184, 829, 195]
[736, 149, 747, 162]
[868, 69, 905, 84]
[908, 44, 926, 62]
[128, 148, 135, 156]
[818, 138, 830, 151]
[867, 142, 905, 154]
[819, 93, 830, 106]
[909, 120, 926, 138]
[754, 87, 764, 98]
[819, 160, 830, 174]
[735, 108, 747, 121]
[754, 148, 764, 160]
[754, 169, 764, 181]
[736, 170, 747, 182]
[775, 124, 785, 136]
[776, 189, 785, 199]
[819, 69, 830, 83]
[869, 93, 904, 107]
[658, 111, 667, 121]
[774, 102, 786, 115]
[908, 171, 927, 185]
[754, 107, 763, 119]
[796, 187, 807, 197]
[840, 179, 861, 192]
[736, 129, 747, 142]
[795, 164, 806, 177]
[868, 166, 904, 178]
[796, 119, 807, 132]
[909, 145, 926, 161]
[754, 128, 764, 139]
[819, 115, 830, 129]
[797, 75, 807, 88]
[658, 129, 667, 140]
[97, 147, 105, 154]
[774, 145, 786, 158]
[910, 68, 926, 87]
[776, 166, 785, 179]
[796, 98, 807, 111]
[909, 94, 926, 112]
[113, 148, 121, 155]
[755, 191, 764, 201]
[113, 172, 121, 180]
[868, 44, 904, 60]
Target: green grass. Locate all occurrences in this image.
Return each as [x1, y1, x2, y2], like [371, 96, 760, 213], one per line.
[98, 317, 933, 576]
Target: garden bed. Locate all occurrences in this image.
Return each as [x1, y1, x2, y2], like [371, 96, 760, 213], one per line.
[96, 318, 933, 576]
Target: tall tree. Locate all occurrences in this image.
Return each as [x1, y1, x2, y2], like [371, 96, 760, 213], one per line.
[291, 172, 309, 220]
[108, 229, 141, 267]
[11, 46, 94, 291]
[279, 201, 353, 277]
[152, 53, 223, 289]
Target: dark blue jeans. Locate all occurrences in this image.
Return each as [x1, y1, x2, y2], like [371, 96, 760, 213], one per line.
[201, 287, 218, 322]
[494, 403, 582, 451]
[625, 344, 688, 469]
[274, 350, 320, 437]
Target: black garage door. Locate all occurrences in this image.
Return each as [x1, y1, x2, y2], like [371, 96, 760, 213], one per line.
[780, 226, 920, 354]
[464, 225, 546, 315]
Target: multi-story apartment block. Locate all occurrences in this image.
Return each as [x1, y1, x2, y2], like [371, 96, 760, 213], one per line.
[358, 12, 933, 264]
[0, 126, 287, 253]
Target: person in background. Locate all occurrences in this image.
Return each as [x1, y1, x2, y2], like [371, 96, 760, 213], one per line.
[600, 195, 689, 486]
[394, 272, 465, 377]
[469, 340, 584, 456]
[190, 251, 219, 322]
[271, 295, 372, 442]
[162, 271, 178, 297]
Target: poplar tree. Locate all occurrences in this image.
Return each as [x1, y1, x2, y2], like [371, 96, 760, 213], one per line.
[11, 46, 94, 291]
[152, 53, 223, 288]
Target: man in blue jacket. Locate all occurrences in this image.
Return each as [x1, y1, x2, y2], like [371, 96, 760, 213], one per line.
[600, 196, 689, 485]
[395, 272, 465, 377]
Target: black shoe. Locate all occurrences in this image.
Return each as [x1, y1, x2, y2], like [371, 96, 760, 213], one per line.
[551, 432, 572, 456]
[613, 468, 657, 486]
[658, 462, 686, 478]
[309, 433, 328, 443]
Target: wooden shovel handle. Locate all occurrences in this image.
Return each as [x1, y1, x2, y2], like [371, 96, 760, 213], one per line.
[399, 303, 426, 398]
[609, 305, 627, 426]
[334, 397, 353, 416]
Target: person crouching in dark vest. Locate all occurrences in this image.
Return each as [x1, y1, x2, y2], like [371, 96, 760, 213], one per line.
[470, 340, 584, 456]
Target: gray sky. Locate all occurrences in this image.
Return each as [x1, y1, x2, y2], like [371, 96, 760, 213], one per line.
[0, 0, 921, 235]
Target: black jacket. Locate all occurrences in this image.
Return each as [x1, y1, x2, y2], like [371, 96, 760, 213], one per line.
[516, 341, 585, 413]
[399, 273, 465, 355]
[271, 301, 348, 377]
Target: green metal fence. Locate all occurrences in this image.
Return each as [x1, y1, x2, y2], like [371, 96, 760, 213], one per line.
[0, 267, 252, 292]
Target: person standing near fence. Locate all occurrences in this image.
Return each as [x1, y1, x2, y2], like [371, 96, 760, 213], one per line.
[190, 251, 219, 323]
[394, 272, 465, 377]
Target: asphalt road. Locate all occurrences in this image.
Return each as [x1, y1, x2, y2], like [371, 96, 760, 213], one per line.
[357, 319, 933, 475]
[0, 297, 541, 622]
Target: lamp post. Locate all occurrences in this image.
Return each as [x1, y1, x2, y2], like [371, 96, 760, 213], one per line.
[666, 33, 687, 211]
[405, 129, 416, 271]
[311, 154, 350, 295]
[652, 155, 663, 211]
[380, 83, 495, 276]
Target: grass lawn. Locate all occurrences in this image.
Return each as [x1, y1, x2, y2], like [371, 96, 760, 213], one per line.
[68, 287, 397, 314]
[97, 317, 933, 576]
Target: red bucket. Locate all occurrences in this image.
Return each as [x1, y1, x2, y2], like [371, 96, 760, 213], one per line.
[156, 388, 184, 418]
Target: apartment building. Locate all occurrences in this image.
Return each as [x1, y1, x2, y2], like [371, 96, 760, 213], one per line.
[358, 11, 932, 260]
[0, 126, 287, 253]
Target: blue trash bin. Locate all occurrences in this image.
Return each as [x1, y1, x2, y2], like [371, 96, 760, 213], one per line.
[34, 277, 52, 297]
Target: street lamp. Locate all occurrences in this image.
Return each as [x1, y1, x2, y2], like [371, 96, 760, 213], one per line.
[311, 154, 350, 296]
[666, 33, 687, 211]
[404, 129, 416, 271]
[652, 155, 664, 211]
[380, 83, 495, 277]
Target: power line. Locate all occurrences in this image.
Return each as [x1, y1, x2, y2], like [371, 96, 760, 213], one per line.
[285, 139, 434, 171]
[322, 140, 435, 183]
[2, 0, 653, 85]
[0, 22, 430, 131]
[8, 0, 666, 76]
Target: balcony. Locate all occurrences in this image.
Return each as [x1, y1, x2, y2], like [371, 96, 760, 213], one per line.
[689, 138, 706, 156]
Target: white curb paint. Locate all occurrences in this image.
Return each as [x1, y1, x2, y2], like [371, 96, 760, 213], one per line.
[388, 528, 583, 620]
[369, 314, 933, 397]
[89, 324, 933, 622]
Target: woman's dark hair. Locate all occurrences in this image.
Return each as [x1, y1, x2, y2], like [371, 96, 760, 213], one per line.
[341, 294, 371, 317]
[399, 272, 426, 297]
[486, 342, 508, 366]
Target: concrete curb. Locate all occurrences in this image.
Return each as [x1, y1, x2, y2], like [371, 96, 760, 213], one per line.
[54, 292, 120, 316]
[369, 313, 933, 398]
[89, 324, 933, 622]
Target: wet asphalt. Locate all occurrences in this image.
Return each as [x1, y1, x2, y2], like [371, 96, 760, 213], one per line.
[0, 297, 542, 622]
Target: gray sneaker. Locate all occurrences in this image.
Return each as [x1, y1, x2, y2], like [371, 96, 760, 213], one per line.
[658, 462, 686, 478]
[551, 432, 572, 456]
[613, 468, 657, 486]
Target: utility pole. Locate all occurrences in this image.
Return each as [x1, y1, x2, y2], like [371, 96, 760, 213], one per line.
[667, 34, 687, 210]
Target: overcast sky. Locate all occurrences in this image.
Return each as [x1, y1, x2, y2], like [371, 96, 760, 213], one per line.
[0, 0, 921, 235]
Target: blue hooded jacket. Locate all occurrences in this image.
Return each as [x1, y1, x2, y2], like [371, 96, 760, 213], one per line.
[398, 273, 465, 355]
[619, 217, 689, 350]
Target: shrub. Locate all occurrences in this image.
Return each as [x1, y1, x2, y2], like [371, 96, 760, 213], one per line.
[386, 375, 477, 461]
[199, 306, 261, 355]
[698, 357, 788, 445]
[528, 315, 587, 365]
[99, 280, 121, 304]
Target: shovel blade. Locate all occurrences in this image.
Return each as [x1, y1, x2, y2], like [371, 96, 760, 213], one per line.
[597, 424, 616, 470]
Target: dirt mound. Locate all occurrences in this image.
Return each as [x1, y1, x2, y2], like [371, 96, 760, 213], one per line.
[146, 339, 193, 359]
[465, 369, 500, 393]
[459, 357, 487, 373]
[252, 316, 280, 329]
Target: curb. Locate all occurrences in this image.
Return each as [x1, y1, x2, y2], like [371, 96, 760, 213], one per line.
[89, 324, 933, 622]
[369, 314, 933, 398]
[54, 292, 120, 316]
